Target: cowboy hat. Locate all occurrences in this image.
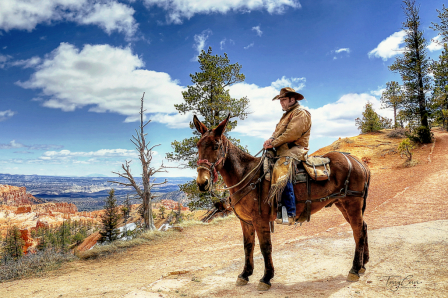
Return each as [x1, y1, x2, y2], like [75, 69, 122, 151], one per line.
[272, 87, 304, 101]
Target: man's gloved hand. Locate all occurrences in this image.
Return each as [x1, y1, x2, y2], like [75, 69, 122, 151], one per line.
[263, 138, 273, 149]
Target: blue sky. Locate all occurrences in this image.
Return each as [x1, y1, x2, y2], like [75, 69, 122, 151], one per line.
[0, 0, 446, 177]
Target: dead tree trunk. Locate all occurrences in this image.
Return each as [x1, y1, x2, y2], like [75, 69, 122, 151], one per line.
[110, 93, 168, 231]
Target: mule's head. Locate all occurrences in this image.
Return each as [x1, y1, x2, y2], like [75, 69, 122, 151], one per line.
[194, 114, 230, 192]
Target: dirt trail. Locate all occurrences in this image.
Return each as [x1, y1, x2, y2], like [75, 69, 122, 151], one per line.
[1, 130, 448, 298]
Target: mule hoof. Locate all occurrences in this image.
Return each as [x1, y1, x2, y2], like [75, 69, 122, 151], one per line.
[347, 272, 360, 282]
[236, 277, 248, 286]
[359, 267, 366, 274]
[257, 282, 271, 291]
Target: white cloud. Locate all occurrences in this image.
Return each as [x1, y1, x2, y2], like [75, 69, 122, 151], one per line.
[0, 140, 63, 150]
[0, 140, 23, 149]
[0, 0, 137, 38]
[427, 35, 444, 52]
[9, 56, 42, 68]
[227, 76, 306, 139]
[0, 110, 15, 121]
[368, 30, 406, 61]
[271, 76, 306, 91]
[0, 54, 12, 68]
[143, 0, 301, 24]
[227, 80, 393, 140]
[220, 38, 226, 50]
[244, 42, 254, 49]
[335, 48, 350, 54]
[370, 87, 386, 97]
[252, 25, 262, 36]
[307, 93, 393, 138]
[16, 43, 185, 122]
[41, 149, 138, 159]
[75, 1, 138, 38]
[191, 29, 212, 61]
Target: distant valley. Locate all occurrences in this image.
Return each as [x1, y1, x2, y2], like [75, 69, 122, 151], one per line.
[0, 174, 192, 211]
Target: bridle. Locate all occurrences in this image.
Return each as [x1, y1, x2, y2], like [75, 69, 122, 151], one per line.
[196, 135, 229, 187]
[196, 135, 266, 225]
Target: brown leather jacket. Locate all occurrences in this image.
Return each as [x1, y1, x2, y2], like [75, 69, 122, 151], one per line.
[270, 102, 311, 160]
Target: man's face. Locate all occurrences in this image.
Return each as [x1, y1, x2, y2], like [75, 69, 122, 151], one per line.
[279, 97, 295, 111]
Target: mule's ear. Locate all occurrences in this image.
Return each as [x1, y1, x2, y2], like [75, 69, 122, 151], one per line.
[193, 115, 208, 135]
[214, 113, 230, 137]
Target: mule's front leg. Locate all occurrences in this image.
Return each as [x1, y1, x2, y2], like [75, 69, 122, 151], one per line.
[254, 220, 274, 291]
[236, 221, 255, 286]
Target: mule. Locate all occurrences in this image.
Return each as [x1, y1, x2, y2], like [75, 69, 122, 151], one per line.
[194, 115, 371, 291]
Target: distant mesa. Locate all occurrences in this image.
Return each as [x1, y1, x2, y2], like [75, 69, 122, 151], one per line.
[0, 184, 45, 206]
[85, 174, 108, 177]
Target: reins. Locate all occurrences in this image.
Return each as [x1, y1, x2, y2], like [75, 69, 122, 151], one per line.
[196, 139, 266, 226]
[215, 150, 265, 192]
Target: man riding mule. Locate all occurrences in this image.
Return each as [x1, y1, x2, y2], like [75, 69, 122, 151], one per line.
[194, 104, 371, 291]
[263, 87, 311, 225]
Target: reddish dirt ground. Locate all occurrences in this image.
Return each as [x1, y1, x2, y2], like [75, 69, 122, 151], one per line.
[1, 129, 448, 298]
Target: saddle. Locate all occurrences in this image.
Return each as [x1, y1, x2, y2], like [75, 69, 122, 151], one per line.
[264, 155, 331, 183]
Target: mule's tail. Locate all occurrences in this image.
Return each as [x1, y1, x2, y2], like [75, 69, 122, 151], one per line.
[361, 163, 371, 216]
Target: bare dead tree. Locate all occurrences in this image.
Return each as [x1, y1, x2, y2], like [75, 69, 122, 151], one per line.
[110, 93, 168, 230]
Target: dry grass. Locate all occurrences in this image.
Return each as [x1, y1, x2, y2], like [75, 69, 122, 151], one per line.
[0, 249, 75, 282]
[77, 230, 176, 260]
[331, 140, 341, 150]
[177, 213, 236, 228]
[402, 159, 419, 168]
[207, 213, 236, 225]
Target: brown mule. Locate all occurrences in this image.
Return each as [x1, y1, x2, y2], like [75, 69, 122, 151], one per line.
[194, 115, 370, 290]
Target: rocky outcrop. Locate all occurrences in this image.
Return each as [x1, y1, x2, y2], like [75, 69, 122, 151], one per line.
[77, 232, 101, 252]
[19, 229, 33, 254]
[31, 202, 78, 215]
[156, 199, 189, 211]
[0, 184, 44, 206]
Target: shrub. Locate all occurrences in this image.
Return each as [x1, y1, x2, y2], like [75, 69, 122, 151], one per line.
[0, 249, 75, 282]
[398, 138, 415, 161]
[387, 128, 407, 138]
[407, 126, 433, 144]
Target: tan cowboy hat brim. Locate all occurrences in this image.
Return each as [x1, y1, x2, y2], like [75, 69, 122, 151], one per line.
[272, 87, 304, 101]
[272, 92, 304, 101]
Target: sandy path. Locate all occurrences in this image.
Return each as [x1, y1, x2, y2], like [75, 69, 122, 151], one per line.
[1, 129, 448, 298]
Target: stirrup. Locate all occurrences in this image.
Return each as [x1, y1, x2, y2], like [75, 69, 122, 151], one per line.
[281, 206, 289, 225]
[275, 206, 289, 224]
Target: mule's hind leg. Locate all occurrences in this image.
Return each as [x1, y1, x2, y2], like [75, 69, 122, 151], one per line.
[360, 221, 369, 273]
[236, 221, 256, 286]
[336, 198, 366, 281]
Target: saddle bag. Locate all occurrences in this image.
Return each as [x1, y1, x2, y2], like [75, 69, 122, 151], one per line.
[303, 156, 331, 181]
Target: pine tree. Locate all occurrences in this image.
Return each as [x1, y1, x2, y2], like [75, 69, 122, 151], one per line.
[2, 225, 25, 261]
[99, 189, 121, 243]
[58, 220, 71, 252]
[159, 205, 166, 219]
[431, 4, 448, 43]
[167, 47, 249, 209]
[431, 6, 448, 131]
[381, 81, 404, 128]
[389, 0, 432, 143]
[355, 102, 387, 133]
